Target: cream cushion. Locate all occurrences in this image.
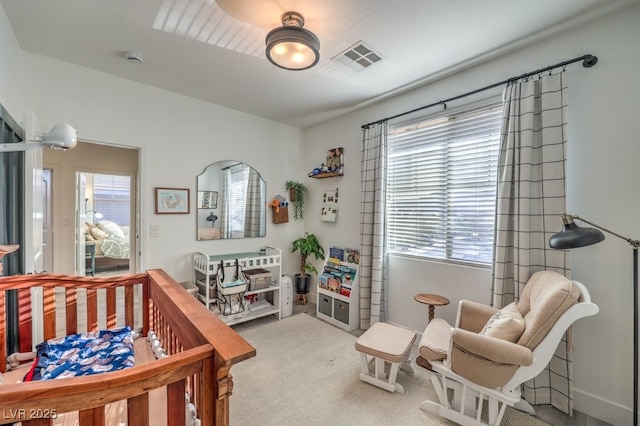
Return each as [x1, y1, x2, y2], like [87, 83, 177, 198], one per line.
[97, 220, 125, 238]
[198, 228, 221, 240]
[355, 322, 416, 364]
[479, 302, 525, 343]
[419, 318, 450, 361]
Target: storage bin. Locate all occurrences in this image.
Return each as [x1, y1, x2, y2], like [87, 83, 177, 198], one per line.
[334, 299, 350, 324]
[179, 281, 198, 298]
[244, 268, 272, 291]
[319, 294, 333, 317]
[196, 279, 215, 297]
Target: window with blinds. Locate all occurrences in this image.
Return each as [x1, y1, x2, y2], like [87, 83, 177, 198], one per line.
[387, 102, 502, 266]
[93, 174, 131, 226]
[228, 165, 249, 233]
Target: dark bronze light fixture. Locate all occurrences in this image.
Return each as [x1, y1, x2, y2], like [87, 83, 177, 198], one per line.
[265, 11, 319, 71]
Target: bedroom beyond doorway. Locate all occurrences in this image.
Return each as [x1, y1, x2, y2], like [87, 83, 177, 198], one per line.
[80, 172, 132, 277]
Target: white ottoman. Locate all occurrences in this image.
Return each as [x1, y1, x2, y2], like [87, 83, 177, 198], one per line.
[355, 322, 416, 393]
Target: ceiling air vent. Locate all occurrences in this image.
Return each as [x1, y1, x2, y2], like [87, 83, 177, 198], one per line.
[333, 41, 384, 72]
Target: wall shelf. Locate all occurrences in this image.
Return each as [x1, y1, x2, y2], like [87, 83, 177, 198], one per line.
[310, 172, 343, 179]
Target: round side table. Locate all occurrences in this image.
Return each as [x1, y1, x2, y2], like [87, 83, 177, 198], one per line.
[414, 293, 450, 323]
[414, 293, 450, 371]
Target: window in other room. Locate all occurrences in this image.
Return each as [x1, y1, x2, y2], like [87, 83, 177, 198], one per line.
[93, 174, 131, 226]
[387, 101, 502, 266]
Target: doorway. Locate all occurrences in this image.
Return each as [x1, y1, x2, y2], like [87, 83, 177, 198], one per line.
[79, 172, 133, 276]
[43, 141, 139, 275]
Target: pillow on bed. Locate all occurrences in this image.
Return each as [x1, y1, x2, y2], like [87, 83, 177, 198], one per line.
[89, 225, 110, 241]
[97, 220, 125, 238]
[25, 326, 135, 381]
[85, 223, 97, 241]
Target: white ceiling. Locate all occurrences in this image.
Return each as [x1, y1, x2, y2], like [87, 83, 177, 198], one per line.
[0, 0, 632, 128]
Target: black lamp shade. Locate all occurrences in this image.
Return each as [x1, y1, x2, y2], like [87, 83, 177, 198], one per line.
[549, 222, 605, 249]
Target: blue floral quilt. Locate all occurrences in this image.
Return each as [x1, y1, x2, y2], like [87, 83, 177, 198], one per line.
[25, 326, 135, 381]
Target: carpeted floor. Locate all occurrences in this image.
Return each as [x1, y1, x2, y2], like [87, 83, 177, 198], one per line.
[230, 314, 550, 426]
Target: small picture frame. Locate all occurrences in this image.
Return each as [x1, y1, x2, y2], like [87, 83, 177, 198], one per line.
[198, 191, 218, 209]
[155, 187, 190, 214]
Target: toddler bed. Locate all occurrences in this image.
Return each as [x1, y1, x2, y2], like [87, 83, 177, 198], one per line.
[0, 270, 256, 425]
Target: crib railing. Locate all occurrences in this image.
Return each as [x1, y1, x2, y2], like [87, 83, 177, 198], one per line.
[0, 269, 256, 425]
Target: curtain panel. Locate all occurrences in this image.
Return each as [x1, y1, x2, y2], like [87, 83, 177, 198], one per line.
[492, 72, 573, 414]
[0, 107, 23, 275]
[220, 169, 231, 239]
[243, 168, 262, 237]
[359, 123, 388, 329]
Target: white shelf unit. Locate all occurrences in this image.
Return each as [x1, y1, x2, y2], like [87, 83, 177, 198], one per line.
[193, 247, 282, 326]
[316, 255, 360, 332]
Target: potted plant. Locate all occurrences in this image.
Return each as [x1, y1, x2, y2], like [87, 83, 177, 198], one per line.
[285, 180, 307, 221]
[291, 232, 325, 294]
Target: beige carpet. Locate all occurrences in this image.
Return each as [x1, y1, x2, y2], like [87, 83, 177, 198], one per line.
[229, 314, 550, 426]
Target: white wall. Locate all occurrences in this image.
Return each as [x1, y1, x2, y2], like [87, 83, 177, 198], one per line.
[13, 52, 306, 281]
[0, 3, 22, 121]
[303, 3, 640, 424]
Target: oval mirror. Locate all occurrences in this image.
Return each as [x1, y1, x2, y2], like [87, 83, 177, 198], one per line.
[196, 161, 266, 240]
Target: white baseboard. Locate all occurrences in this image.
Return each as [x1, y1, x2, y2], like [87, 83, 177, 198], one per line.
[574, 388, 630, 425]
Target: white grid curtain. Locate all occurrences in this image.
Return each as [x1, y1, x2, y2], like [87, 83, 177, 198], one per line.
[359, 122, 388, 329]
[492, 72, 573, 414]
[244, 168, 262, 237]
[219, 169, 231, 239]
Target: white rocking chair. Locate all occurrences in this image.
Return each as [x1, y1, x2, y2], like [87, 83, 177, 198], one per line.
[417, 270, 599, 426]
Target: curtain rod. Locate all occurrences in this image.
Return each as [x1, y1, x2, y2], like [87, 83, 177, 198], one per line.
[361, 53, 598, 129]
[222, 162, 243, 170]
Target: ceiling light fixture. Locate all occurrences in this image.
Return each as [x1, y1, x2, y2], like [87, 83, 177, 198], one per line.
[265, 11, 319, 71]
[0, 123, 77, 152]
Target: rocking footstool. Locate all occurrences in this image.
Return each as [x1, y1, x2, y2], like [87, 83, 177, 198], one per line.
[355, 322, 417, 393]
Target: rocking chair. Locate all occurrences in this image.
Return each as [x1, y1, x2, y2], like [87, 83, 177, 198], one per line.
[417, 270, 599, 426]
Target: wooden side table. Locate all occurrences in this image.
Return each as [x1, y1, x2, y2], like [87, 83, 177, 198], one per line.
[415, 293, 450, 370]
[85, 242, 96, 276]
[414, 293, 450, 323]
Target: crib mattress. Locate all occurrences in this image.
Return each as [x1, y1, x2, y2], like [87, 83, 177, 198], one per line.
[1, 338, 168, 425]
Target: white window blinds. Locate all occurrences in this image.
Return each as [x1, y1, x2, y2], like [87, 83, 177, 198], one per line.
[387, 102, 502, 265]
[94, 174, 131, 226]
[228, 165, 249, 233]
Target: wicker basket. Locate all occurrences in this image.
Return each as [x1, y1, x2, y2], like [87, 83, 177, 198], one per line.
[244, 268, 272, 291]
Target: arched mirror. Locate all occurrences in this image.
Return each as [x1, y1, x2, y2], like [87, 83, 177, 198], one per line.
[196, 161, 266, 240]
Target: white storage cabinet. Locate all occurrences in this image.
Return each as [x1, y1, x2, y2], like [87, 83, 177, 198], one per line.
[193, 247, 282, 326]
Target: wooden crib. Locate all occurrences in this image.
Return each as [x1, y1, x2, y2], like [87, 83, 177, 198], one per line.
[0, 269, 256, 425]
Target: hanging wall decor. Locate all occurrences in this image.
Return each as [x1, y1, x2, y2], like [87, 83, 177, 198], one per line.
[321, 188, 338, 223]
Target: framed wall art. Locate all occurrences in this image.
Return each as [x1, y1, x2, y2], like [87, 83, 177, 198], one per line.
[197, 191, 218, 209]
[155, 187, 190, 214]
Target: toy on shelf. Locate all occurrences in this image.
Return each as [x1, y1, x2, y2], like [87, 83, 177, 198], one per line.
[309, 147, 344, 179]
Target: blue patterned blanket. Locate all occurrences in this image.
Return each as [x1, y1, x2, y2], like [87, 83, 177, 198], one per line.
[25, 326, 135, 381]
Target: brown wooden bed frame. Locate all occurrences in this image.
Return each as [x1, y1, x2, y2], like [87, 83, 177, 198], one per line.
[94, 255, 129, 272]
[0, 269, 256, 425]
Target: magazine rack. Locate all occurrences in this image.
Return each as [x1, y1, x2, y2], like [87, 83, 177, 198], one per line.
[316, 246, 360, 331]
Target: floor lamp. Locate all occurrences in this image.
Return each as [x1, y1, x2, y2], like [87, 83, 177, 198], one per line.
[549, 213, 639, 426]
